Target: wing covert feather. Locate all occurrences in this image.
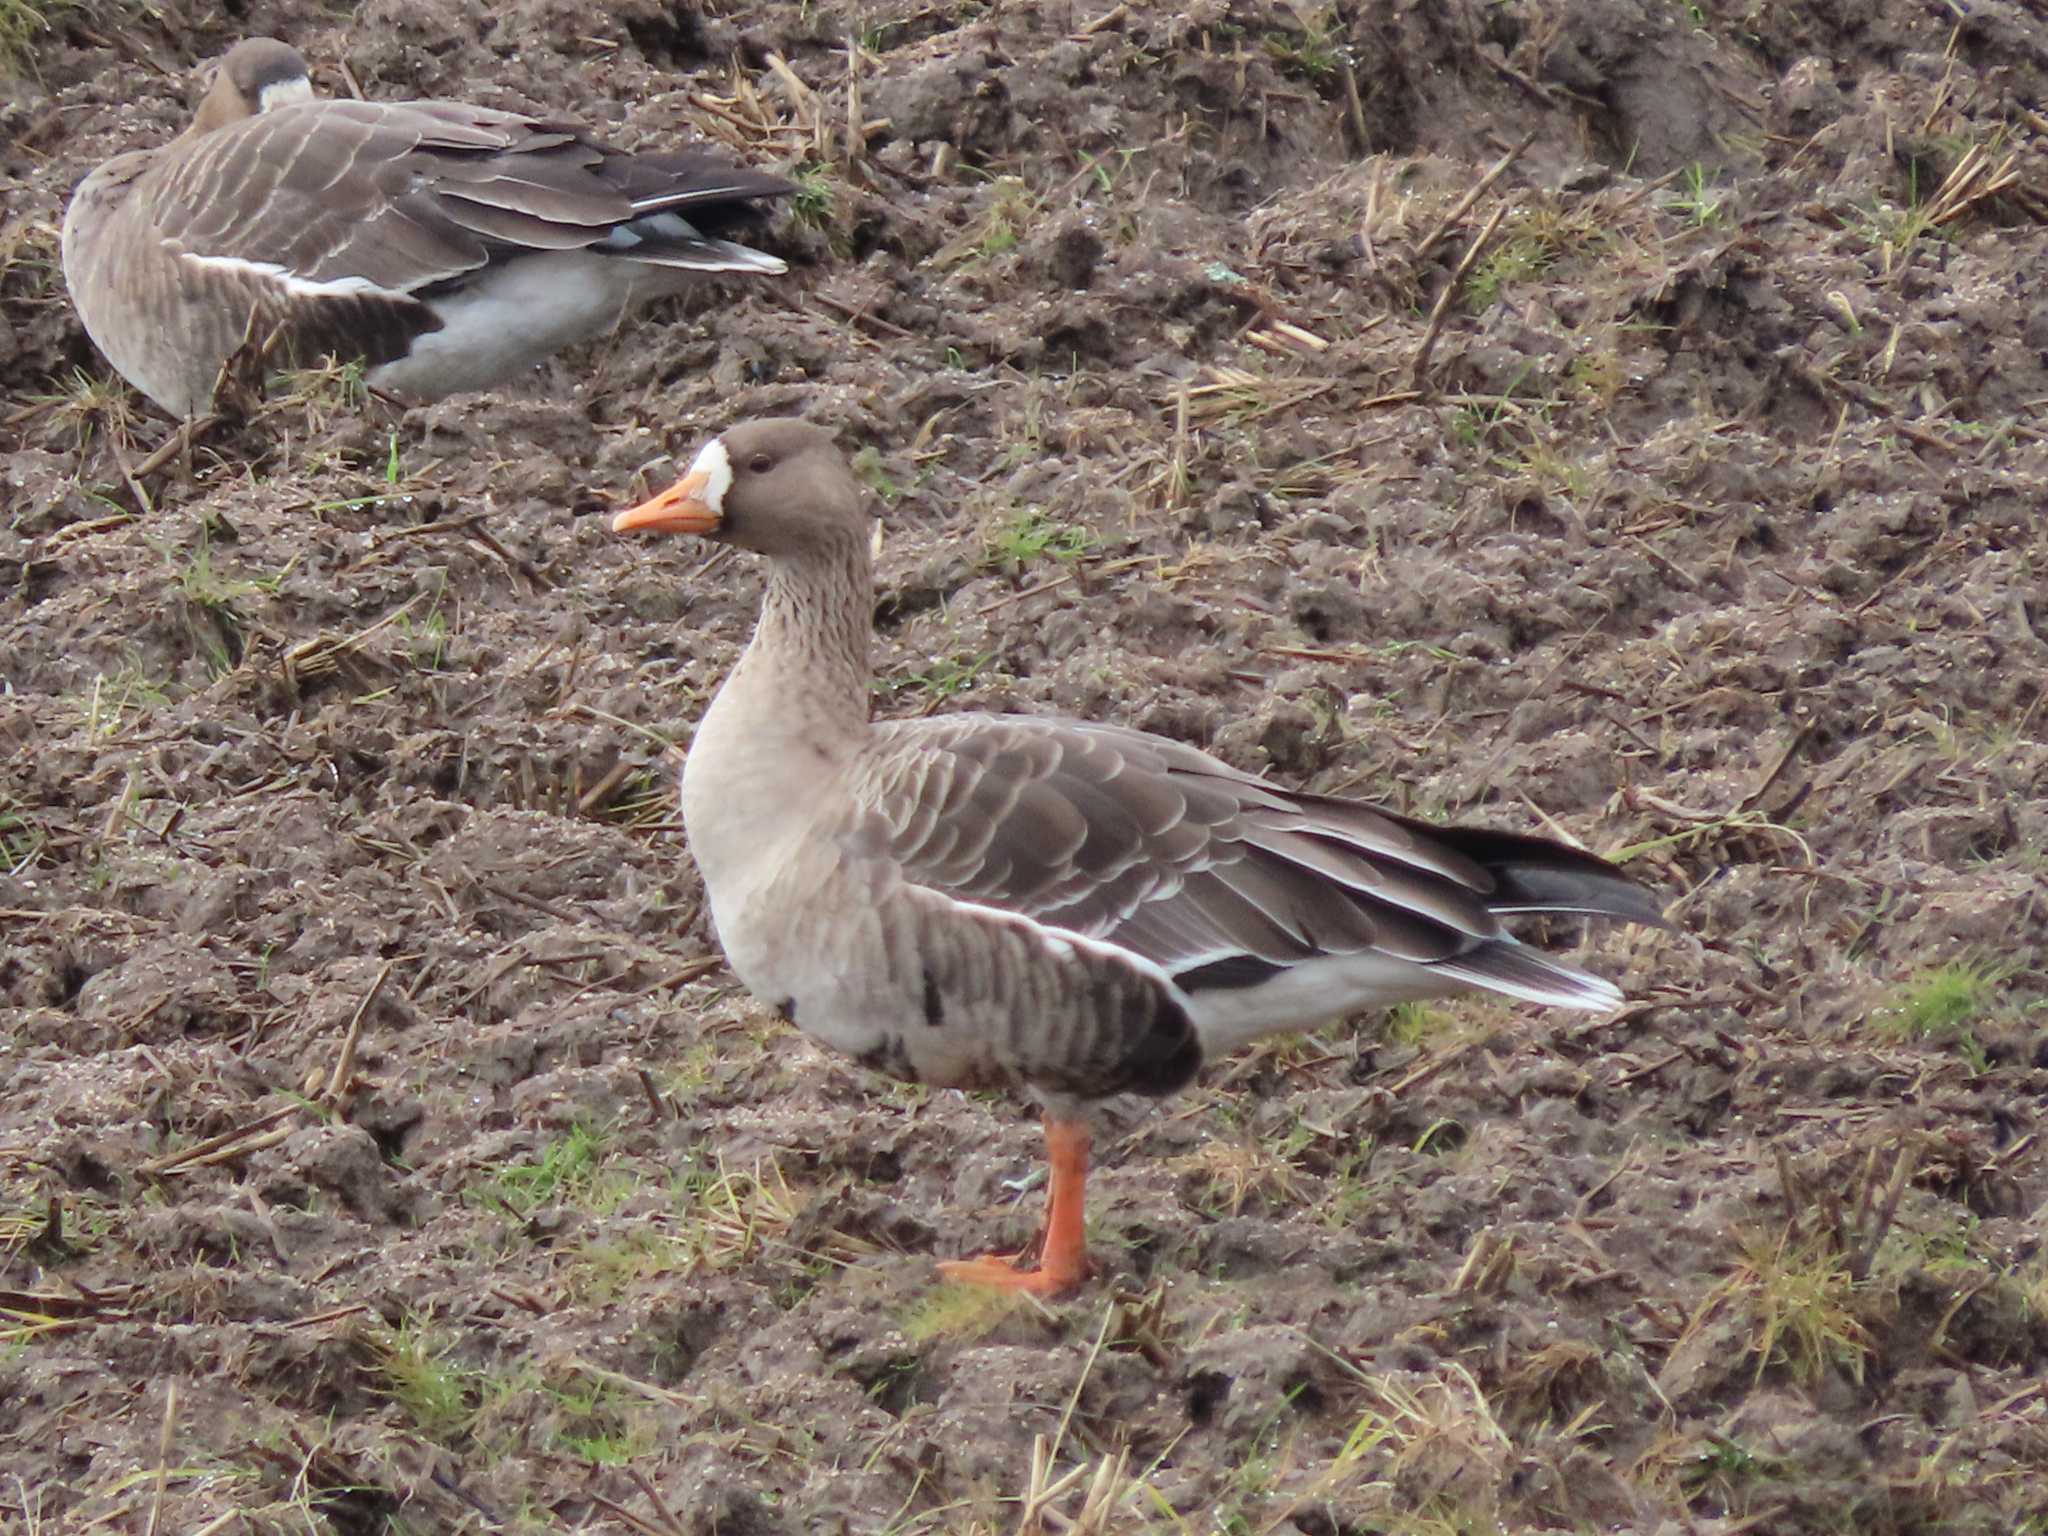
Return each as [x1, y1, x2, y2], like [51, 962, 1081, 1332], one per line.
[839, 715, 1497, 970]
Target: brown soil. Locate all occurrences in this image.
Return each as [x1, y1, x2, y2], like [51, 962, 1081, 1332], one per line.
[5, 1, 2048, 1531]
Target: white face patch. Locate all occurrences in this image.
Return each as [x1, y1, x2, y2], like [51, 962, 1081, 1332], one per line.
[689, 437, 735, 514]
[257, 77, 316, 112]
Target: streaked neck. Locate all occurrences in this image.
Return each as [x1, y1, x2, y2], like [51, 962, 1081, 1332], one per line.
[719, 534, 874, 745]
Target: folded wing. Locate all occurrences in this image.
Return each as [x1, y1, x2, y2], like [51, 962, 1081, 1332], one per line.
[841, 714, 1662, 1039]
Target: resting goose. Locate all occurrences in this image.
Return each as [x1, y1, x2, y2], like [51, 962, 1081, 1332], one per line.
[62, 38, 792, 418]
[615, 420, 1668, 1294]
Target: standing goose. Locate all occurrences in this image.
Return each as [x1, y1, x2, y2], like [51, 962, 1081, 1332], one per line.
[615, 419, 1668, 1294]
[62, 38, 792, 418]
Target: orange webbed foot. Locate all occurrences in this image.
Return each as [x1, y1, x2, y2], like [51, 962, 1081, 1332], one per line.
[936, 1251, 1089, 1297]
[936, 1114, 1095, 1297]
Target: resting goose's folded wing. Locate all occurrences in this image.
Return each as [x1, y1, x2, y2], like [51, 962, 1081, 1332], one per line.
[146, 103, 606, 295]
[64, 40, 793, 416]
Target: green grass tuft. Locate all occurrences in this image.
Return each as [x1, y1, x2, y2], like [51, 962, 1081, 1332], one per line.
[981, 507, 1096, 566]
[0, 793, 46, 875]
[1665, 163, 1727, 227]
[876, 651, 998, 701]
[1874, 956, 2012, 1073]
[899, 1281, 1027, 1344]
[0, 0, 77, 77]
[471, 1121, 637, 1219]
[790, 161, 838, 228]
[851, 444, 902, 502]
[1884, 956, 2009, 1040]
[369, 1320, 477, 1442]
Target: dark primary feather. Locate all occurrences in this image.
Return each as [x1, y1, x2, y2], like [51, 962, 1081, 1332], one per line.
[1404, 819, 1671, 927]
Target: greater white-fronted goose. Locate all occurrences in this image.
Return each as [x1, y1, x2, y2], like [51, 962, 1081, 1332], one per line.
[62, 38, 792, 418]
[615, 420, 1668, 1294]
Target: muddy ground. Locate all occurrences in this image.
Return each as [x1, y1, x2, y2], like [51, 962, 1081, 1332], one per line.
[4, 0, 2048, 1530]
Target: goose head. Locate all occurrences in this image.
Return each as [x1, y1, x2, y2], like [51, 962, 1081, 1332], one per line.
[613, 419, 868, 558]
[186, 37, 314, 137]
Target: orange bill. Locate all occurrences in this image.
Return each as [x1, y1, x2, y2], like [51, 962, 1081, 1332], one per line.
[612, 469, 720, 535]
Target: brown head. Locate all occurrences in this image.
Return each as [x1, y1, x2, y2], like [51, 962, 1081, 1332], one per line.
[187, 38, 314, 136]
[612, 419, 869, 559]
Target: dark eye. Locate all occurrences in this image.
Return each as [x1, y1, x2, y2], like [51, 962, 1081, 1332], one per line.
[748, 453, 773, 474]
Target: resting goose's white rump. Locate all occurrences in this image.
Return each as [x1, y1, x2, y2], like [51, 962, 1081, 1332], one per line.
[61, 38, 792, 418]
[612, 419, 1669, 1294]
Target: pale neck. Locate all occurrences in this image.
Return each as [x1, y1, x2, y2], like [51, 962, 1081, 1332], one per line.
[720, 533, 874, 740]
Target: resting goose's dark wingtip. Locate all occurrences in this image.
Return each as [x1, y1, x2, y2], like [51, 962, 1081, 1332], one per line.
[1488, 870, 1674, 932]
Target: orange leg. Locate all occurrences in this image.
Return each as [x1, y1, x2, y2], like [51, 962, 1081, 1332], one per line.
[938, 1114, 1092, 1296]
